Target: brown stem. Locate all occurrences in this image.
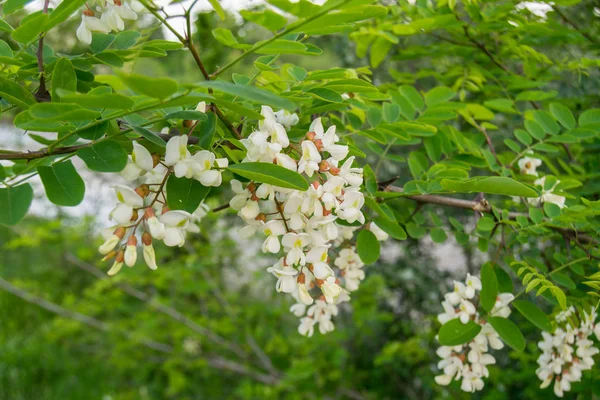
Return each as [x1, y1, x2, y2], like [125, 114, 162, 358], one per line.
[0, 133, 199, 161]
[462, 26, 509, 73]
[35, 0, 51, 101]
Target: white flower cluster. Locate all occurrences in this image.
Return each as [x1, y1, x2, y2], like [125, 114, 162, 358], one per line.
[435, 274, 515, 393]
[228, 106, 382, 336]
[536, 307, 600, 397]
[76, 0, 144, 45]
[97, 126, 223, 275]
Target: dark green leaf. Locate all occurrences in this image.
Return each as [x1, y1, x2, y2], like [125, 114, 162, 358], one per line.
[37, 160, 85, 206]
[0, 77, 37, 109]
[131, 125, 167, 148]
[228, 162, 308, 191]
[119, 73, 178, 99]
[0, 184, 33, 225]
[196, 81, 295, 110]
[438, 319, 481, 346]
[488, 317, 525, 352]
[356, 230, 380, 264]
[166, 176, 211, 213]
[373, 217, 407, 240]
[77, 141, 128, 172]
[513, 300, 552, 332]
[480, 263, 499, 313]
[549, 103, 575, 130]
[51, 58, 77, 101]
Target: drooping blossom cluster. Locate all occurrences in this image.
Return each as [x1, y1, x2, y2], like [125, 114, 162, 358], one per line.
[536, 306, 600, 397]
[98, 105, 225, 275]
[76, 0, 145, 45]
[435, 274, 515, 393]
[228, 106, 380, 335]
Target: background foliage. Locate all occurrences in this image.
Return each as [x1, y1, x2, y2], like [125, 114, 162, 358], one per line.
[1, 0, 600, 399]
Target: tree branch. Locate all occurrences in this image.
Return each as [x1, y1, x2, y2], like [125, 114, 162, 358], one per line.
[35, 0, 51, 101]
[552, 5, 596, 44]
[381, 184, 596, 244]
[64, 253, 248, 359]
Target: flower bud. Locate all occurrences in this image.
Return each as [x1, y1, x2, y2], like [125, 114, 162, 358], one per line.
[247, 182, 256, 193]
[183, 120, 193, 128]
[107, 251, 124, 276]
[142, 233, 157, 270]
[134, 187, 146, 198]
[83, 9, 94, 16]
[142, 232, 152, 246]
[319, 160, 330, 172]
[255, 213, 267, 223]
[98, 227, 126, 255]
[130, 209, 139, 222]
[314, 139, 323, 152]
[315, 278, 325, 287]
[297, 272, 306, 284]
[329, 166, 340, 175]
[311, 181, 320, 190]
[101, 251, 116, 262]
[306, 131, 316, 141]
[114, 0, 122, 5]
[124, 236, 137, 267]
[297, 282, 313, 305]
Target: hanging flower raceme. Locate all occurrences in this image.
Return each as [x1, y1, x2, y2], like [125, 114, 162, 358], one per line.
[535, 307, 600, 397]
[228, 106, 386, 336]
[98, 134, 217, 275]
[435, 273, 514, 393]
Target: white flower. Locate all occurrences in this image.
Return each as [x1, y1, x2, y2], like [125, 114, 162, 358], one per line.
[297, 282, 314, 305]
[191, 150, 228, 187]
[143, 241, 157, 270]
[260, 106, 290, 148]
[76, 15, 111, 45]
[457, 299, 476, 324]
[290, 303, 307, 317]
[465, 273, 482, 299]
[518, 156, 542, 176]
[196, 101, 206, 113]
[336, 156, 363, 187]
[267, 261, 298, 293]
[310, 118, 348, 161]
[274, 109, 299, 130]
[282, 232, 311, 266]
[297, 140, 321, 177]
[109, 185, 143, 225]
[369, 222, 389, 241]
[261, 220, 286, 253]
[165, 135, 194, 178]
[298, 317, 315, 337]
[107, 258, 124, 276]
[337, 189, 365, 224]
[275, 153, 297, 171]
[320, 276, 342, 303]
[120, 142, 154, 180]
[529, 177, 566, 209]
[98, 227, 125, 255]
[159, 210, 191, 247]
[490, 293, 514, 318]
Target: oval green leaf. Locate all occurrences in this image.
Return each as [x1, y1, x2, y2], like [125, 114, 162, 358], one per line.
[438, 319, 482, 346]
[512, 300, 552, 332]
[227, 162, 308, 191]
[356, 229, 380, 264]
[37, 160, 85, 206]
[0, 183, 33, 225]
[77, 141, 128, 172]
[488, 316, 526, 352]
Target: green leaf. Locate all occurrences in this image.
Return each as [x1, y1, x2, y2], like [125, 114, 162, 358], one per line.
[56, 89, 134, 109]
[529, 207, 544, 224]
[166, 176, 211, 213]
[514, 129, 532, 146]
[552, 272, 576, 289]
[363, 164, 377, 195]
[532, 111, 560, 135]
[0, 77, 37, 109]
[430, 228, 447, 243]
[488, 317, 526, 352]
[516, 90, 557, 102]
[370, 37, 392, 68]
[165, 110, 208, 121]
[3, 0, 34, 14]
[29, 103, 100, 121]
[228, 163, 308, 191]
[356, 230, 380, 264]
[78, 121, 109, 140]
[322, 79, 378, 93]
[51, 58, 77, 101]
[77, 141, 128, 173]
[240, 9, 287, 31]
[484, 99, 519, 114]
[37, 160, 85, 206]
[513, 300, 552, 332]
[477, 216, 496, 231]
[407, 151, 428, 180]
[119, 73, 178, 99]
[112, 30, 141, 50]
[495, 267, 513, 293]
[549, 103, 575, 130]
[543, 202, 561, 218]
[197, 113, 217, 149]
[373, 217, 407, 240]
[11, 13, 48, 43]
[212, 28, 249, 49]
[196, 81, 295, 110]
[0, 184, 33, 226]
[578, 109, 600, 127]
[425, 86, 455, 106]
[438, 319, 481, 346]
[399, 86, 424, 111]
[256, 40, 311, 55]
[441, 177, 538, 198]
[46, 0, 87, 30]
[480, 263, 499, 313]
[208, 0, 226, 20]
[131, 125, 167, 148]
[307, 88, 343, 103]
[382, 103, 400, 123]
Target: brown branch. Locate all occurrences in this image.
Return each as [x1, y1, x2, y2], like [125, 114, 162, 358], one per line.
[35, 0, 51, 101]
[0, 133, 199, 161]
[212, 203, 231, 213]
[381, 184, 596, 244]
[462, 26, 509, 73]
